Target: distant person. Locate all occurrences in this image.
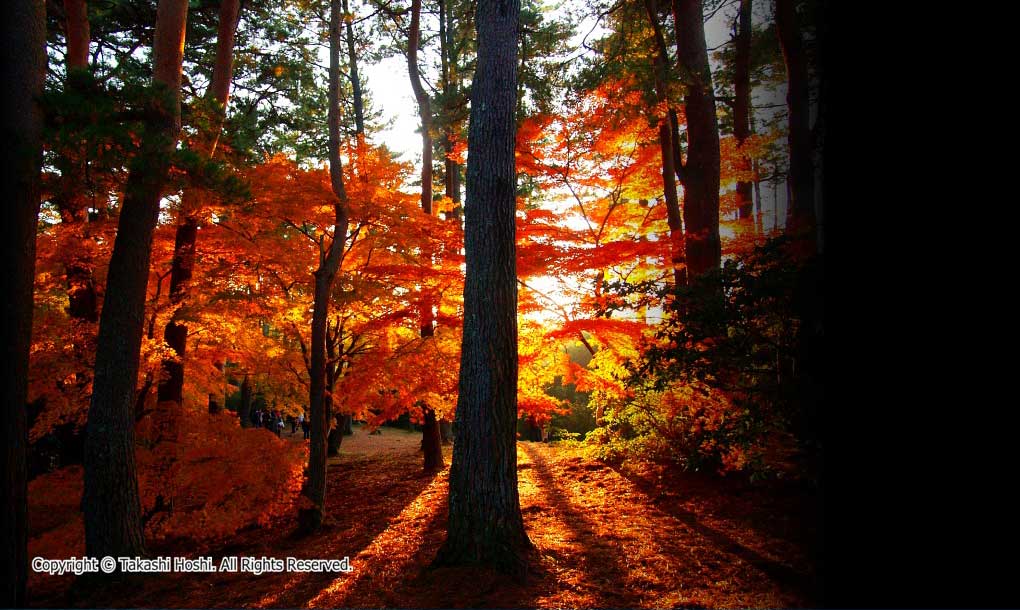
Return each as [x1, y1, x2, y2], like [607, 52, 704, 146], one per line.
[276, 417, 284, 437]
[290, 415, 297, 434]
[301, 418, 310, 440]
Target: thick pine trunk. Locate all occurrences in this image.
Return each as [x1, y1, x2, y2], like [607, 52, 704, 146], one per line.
[299, 0, 350, 534]
[733, 0, 754, 220]
[1, 2, 46, 604]
[672, 0, 721, 279]
[83, 0, 189, 562]
[775, 0, 815, 243]
[434, 0, 530, 577]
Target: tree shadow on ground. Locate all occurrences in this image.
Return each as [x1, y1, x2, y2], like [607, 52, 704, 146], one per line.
[515, 442, 657, 608]
[37, 448, 442, 608]
[610, 460, 824, 604]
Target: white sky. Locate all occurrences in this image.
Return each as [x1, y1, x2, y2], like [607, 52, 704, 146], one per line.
[363, 54, 421, 163]
[362, 1, 738, 167]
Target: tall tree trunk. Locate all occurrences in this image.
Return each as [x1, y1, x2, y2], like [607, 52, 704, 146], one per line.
[154, 0, 240, 507]
[733, 0, 753, 220]
[408, 0, 444, 471]
[775, 0, 815, 245]
[644, 0, 685, 287]
[57, 0, 98, 380]
[420, 313, 443, 470]
[1, 2, 45, 604]
[299, 0, 351, 534]
[407, 0, 433, 213]
[65, 0, 90, 68]
[437, 0, 459, 445]
[439, 0, 462, 219]
[672, 0, 721, 279]
[83, 0, 188, 562]
[342, 0, 365, 137]
[433, 0, 529, 577]
[44, 0, 95, 476]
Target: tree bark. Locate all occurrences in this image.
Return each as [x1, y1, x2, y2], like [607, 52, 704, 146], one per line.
[1, 1, 45, 604]
[408, 0, 444, 471]
[239, 373, 252, 427]
[439, 0, 462, 218]
[56, 0, 98, 363]
[775, 0, 815, 244]
[298, 0, 351, 534]
[64, 0, 90, 68]
[153, 0, 241, 502]
[433, 0, 530, 577]
[407, 0, 433, 214]
[643, 0, 685, 287]
[672, 0, 721, 279]
[83, 0, 188, 562]
[46, 0, 95, 479]
[342, 0, 365, 137]
[422, 405, 442, 470]
[733, 0, 753, 220]
[327, 413, 343, 456]
[418, 285, 443, 469]
[438, 0, 460, 450]
[208, 0, 241, 126]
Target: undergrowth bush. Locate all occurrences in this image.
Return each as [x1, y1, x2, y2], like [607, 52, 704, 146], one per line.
[588, 237, 819, 480]
[28, 411, 306, 558]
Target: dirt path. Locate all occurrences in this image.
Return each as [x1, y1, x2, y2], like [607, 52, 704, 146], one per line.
[31, 429, 820, 608]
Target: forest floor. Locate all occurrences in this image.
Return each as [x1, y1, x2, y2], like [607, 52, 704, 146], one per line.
[28, 424, 822, 608]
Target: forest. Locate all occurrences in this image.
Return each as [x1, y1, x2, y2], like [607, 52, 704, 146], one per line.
[1, 0, 826, 606]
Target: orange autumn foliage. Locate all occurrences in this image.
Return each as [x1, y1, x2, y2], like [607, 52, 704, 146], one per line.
[29, 411, 306, 560]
